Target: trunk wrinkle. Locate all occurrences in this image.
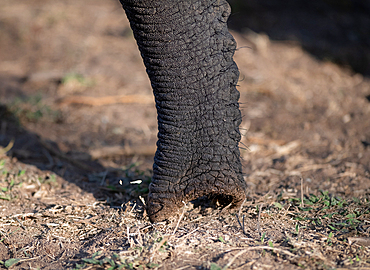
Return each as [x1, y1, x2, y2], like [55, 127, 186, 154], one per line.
[120, 0, 247, 222]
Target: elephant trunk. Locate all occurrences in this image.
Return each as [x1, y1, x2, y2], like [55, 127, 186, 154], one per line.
[120, 0, 247, 222]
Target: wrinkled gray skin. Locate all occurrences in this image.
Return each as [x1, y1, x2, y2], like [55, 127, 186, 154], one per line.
[120, 0, 247, 222]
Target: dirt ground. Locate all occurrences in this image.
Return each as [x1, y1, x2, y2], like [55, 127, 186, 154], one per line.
[0, 0, 370, 269]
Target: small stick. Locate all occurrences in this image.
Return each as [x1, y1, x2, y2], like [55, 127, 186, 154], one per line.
[300, 177, 304, 208]
[137, 227, 143, 247]
[220, 202, 233, 214]
[19, 256, 41, 263]
[89, 145, 156, 159]
[150, 235, 169, 262]
[257, 203, 263, 236]
[283, 204, 291, 217]
[178, 227, 199, 239]
[172, 201, 186, 235]
[130, 203, 137, 213]
[58, 94, 153, 106]
[175, 266, 191, 270]
[0, 139, 14, 155]
[127, 225, 132, 248]
[0, 228, 21, 243]
[242, 214, 245, 235]
[139, 196, 146, 206]
[238, 198, 246, 218]
[14, 217, 26, 230]
[348, 237, 370, 247]
[236, 214, 244, 235]
[236, 199, 247, 235]
[224, 246, 296, 269]
[224, 249, 247, 270]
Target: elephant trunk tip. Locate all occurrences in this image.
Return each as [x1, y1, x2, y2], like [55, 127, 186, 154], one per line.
[147, 190, 246, 223]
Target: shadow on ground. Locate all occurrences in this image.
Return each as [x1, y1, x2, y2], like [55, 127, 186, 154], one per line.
[0, 102, 152, 208]
[228, 0, 370, 76]
[1, 1, 370, 269]
[0, 0, 369, 214]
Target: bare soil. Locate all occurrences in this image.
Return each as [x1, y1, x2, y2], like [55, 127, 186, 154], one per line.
[0, 0, 369, 269]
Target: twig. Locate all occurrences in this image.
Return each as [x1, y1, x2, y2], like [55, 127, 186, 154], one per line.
[57, 94, 153, 106]
[236, 213, 247, 237]
[243, 215, 245, 235]
[0, 228, 21, 242]
[298, 164, 329, 172]
[11, 213, 35, 219]
[233, 260, 256, 270]
[178, 227, 199, 239]
[0, 139, 14, 155]
[129, 203, 136, 214]
[257, 203, 263, 236]
[139, 224, 153, 231]
[219, 202, 233, 214]
[300, 177, 304, 208]
[138, 196, 146, 207]
[224, 249, 247, 270]
[238, 198, 246, 219]
[175, 266, 191, 270]
[283, 204, 291, 217]
[19, 256, 41, 263]
[14, 217, 26, 230]
[89, 145, 156, 159]
[224, 246, 296, 269]
[137, 227, 143, 247]
[173, 201, 186, 235]
[236, 199, 248, 236]
[348, 237, 370, 247]
[127, 225, 132, 248]
[150, 235, 169, 262]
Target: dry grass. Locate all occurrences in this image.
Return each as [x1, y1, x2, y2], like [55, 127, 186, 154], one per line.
[1, 0, 370, 269]
[0, 150, 369, 270]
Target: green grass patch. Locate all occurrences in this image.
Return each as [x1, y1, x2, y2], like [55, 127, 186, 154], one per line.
[7, 93, 61, 123]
